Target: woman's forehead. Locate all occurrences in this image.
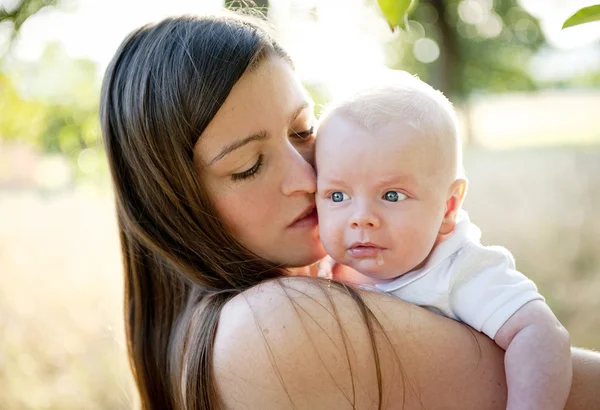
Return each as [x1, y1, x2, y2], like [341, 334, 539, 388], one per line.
[195, 57, 312, 163]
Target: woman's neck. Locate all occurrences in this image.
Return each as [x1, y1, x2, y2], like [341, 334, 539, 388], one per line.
[286, 261, 321, 277]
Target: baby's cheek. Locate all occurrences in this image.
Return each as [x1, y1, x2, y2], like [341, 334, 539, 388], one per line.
[318, 215, 345, 258]
[406, 228, 436, 267]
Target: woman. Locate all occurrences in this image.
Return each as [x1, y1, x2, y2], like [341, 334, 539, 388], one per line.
[100, 14, 600, 410]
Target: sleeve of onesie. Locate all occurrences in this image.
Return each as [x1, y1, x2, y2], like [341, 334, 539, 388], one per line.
[448, 243, 545, 340]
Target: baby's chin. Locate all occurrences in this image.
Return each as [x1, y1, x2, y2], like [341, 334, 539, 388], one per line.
[343, 259, 403, 285]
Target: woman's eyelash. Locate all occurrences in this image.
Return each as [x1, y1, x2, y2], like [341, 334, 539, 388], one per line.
[231, 155, 264, 181]
[291, 126, 314, 140]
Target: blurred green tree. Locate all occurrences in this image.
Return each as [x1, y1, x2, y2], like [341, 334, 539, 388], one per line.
[225, 0, 269, 14]
[0, 0, 59, 59]
[0, 42, 102, 177]
[378, 0, 546, 143]
[385, 0, 544, 99]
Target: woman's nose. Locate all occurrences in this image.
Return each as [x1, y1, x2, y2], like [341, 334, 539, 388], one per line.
[281, 144, 317, 196]
[349, 205, 380, 229]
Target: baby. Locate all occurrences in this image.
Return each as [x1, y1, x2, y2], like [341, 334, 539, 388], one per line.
[315, 71, 572, 410]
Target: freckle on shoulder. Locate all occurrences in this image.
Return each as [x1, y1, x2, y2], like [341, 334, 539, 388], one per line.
[213, 279, 304, 370]
[216, 279, 291, 339]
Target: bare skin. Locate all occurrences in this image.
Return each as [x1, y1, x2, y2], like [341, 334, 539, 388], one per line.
[214, 278, 600, 409]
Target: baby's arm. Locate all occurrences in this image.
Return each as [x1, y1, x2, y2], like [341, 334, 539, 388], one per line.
[494, 299, 571, 410]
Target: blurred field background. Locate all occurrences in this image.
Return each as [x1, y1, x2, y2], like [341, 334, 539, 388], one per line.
[1, 0, 600, 408]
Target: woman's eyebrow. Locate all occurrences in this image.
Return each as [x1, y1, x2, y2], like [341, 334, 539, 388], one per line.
[289, 101, 311, 124]
[208, 102, 311, 165]
[209, 131, 267, 165]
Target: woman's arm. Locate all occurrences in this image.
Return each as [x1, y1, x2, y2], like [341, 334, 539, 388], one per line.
[567, 347, 600, 409]
[213, 278, 599, 409]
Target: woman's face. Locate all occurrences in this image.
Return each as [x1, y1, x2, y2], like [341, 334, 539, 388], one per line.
[194, 56, 326, 267]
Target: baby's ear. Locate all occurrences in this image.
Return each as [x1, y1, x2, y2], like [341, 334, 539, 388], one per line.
[439, 179, 467, 235]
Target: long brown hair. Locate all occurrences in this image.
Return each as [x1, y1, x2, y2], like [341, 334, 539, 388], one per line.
[100, 14, 385, 410]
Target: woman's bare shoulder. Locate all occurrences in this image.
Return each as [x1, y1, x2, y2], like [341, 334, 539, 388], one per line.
[213, 277, 507, 409]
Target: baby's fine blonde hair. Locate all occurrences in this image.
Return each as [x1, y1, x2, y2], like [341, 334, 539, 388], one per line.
[319, 70, 465, 179]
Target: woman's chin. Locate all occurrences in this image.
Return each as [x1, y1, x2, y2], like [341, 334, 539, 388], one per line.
[312, 242, 329, 263]
[283, 243, 328, 269]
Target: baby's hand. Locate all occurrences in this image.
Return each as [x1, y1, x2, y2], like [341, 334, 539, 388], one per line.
[317, 255, 335, 279]
[316, 257, 362, 283]
[318, 256, 382, 287]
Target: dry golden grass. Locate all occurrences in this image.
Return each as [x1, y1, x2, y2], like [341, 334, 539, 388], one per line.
[1, 146, 599, 409]
[0, 188, 134, 409]
[463, 146, 600, 348]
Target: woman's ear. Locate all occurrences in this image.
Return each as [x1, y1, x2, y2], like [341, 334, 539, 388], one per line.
[439, 179, 467, 235]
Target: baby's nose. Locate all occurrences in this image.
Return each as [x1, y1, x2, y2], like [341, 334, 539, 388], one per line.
[349, 209, 380, 229]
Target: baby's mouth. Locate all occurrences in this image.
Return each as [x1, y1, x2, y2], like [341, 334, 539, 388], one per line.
[347, 242, 386, 258]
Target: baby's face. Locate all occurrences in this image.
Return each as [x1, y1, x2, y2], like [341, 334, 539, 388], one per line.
[316, 114, 451, 281]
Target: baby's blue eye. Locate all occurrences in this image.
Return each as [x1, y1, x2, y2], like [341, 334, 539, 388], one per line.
[384, 191, 406, 202]
[331, 192, 348, 203]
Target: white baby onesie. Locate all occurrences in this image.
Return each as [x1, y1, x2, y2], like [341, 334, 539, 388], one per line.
[370, 211, 544, 339]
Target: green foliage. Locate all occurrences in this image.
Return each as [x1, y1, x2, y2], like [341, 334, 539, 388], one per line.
[0, 43, 103, 177]
[0, 0, 58, 29]
[377, 0, 417, 29]
[225, 0, 269, 13]
[562, 5, 600, 29]
[0, 0, 59, 59]
[303, 82, 330, 118]
[384, 0, 544, 100]
[0, 73, 47, 146]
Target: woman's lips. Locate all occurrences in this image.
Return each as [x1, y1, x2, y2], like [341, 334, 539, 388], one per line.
[289, 208, 318, 228]
[347, 244, 386, 258]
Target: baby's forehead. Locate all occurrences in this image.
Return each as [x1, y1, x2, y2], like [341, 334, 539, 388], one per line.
[320, 110, 444, 150]
[317, 111, 457, 184]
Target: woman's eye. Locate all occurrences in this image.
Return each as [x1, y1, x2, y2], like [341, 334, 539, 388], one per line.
[383, 191, 407, 202]
[291, 126, 315, 141]
[331, 192, 349, 203]
[231, 155, 264, 181]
